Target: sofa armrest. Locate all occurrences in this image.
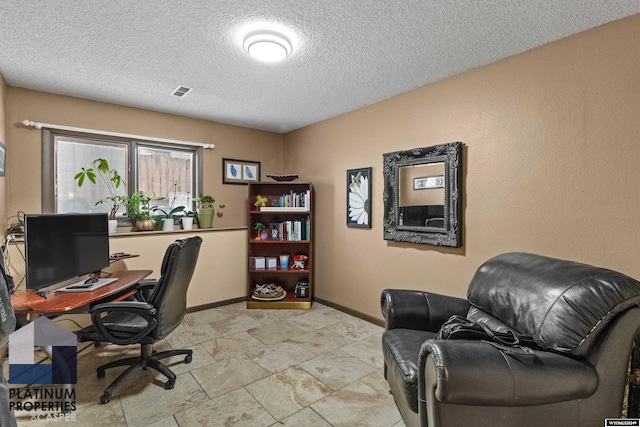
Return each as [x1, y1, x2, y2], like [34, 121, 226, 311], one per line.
[420, 340, 598, 406]
[380, 289, 469, 332]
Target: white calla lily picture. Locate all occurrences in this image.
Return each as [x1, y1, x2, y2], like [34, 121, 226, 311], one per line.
[347, 167, 372, 228]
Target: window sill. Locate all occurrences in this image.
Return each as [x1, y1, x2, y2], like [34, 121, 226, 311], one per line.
[109, 226, 246, 238]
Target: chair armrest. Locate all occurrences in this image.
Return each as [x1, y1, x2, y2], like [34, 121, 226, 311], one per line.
[133, 279, 158, 302]
[90, 301, 155, 313]
[420, 340, 598, 406]
[90, 301, 157, 345]
[380, 289, 469, 332]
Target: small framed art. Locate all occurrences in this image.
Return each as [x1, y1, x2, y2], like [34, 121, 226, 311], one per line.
[347, 167, 371, 228]
[0, 141, 5, 176]
[222, 158, 260, 184]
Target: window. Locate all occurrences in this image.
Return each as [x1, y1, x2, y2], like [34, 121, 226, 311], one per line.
[137, 145, 194, 213]
[43, 130, 202, 220]
[55, 137, 128, 215]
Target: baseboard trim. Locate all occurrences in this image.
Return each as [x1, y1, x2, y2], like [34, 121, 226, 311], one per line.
[187, 296, 245, 313]
[186, 296, 384, 327]
[314, 297, 384, 327]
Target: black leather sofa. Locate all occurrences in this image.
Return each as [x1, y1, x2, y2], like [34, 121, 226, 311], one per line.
[381, 252, 640, 427]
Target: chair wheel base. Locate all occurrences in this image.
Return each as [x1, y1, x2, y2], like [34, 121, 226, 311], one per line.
[97, 368, 105, 379]
[164, 380, 175, 390]
[100, 394, 110, 404]
[185, 354, 192, 363]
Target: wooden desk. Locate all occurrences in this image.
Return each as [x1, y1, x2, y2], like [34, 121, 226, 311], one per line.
[10, 270, 153, 315]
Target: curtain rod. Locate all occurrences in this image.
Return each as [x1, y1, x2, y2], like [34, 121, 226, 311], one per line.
[21, 120, 215, 149]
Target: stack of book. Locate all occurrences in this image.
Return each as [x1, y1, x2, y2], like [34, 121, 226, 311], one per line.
[270, 218, 310, 241]
[260, 189, 311, 211]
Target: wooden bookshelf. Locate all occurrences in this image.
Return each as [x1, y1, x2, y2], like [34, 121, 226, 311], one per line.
[247, 182, 313, 309]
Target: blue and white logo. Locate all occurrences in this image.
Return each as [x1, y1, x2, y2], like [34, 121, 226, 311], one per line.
[8, 317, 77, 384]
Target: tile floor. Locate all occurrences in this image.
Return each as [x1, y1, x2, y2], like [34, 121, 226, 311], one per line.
[11, 302, 406, 427]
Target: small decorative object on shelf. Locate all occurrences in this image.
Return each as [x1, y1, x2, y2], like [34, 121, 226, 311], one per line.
[254, 222, 267, 240]
[266, 174, 299, 182]
[279, 254, 289, 269]
[254, 195, 268, 208]
[254, 257, 266, 269]
[292, 254, 308, 269]
[247, 181, 313, 309]
[295, 280, 309, 298]
[252, 283, 286, 300]
[269, 222, 280, 240]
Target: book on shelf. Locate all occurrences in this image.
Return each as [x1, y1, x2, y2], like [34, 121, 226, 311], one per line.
[272, 189, 311, 210]
[260, 206, 308, 212]
[267, 217, 310, 241]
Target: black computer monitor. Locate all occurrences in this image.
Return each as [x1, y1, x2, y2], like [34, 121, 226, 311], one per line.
[24, 213, 110, 292]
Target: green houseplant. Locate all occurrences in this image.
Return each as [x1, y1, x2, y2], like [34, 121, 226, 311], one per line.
[182, 210, 196, 230]
[124, 190, 158, 231]
[193, 194, 216, 228]
[152, 205, 185, 231]
[74, 158, 125, 233]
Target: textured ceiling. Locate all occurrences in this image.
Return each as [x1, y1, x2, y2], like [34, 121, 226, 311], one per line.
[1, 1, 639, 134]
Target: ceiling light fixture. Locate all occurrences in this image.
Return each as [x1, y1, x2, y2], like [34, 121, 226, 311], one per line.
[243, 30, 292, 62]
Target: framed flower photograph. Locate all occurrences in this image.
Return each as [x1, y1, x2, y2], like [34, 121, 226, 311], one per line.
[346, 167, 371, 228]
[222, 158, 260, 184]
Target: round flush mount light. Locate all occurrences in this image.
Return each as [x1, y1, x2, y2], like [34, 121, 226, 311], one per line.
[243, 30, 292, 62]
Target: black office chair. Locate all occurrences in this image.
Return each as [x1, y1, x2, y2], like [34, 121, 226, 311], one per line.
[77, 236, 202, 404]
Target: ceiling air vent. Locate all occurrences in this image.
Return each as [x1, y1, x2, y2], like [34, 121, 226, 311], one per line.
[171, 85, 192, 97]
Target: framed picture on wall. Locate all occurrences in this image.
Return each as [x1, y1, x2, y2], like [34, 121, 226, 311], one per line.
[0, 141, 5, 176]
[346, 167, 371, 228]
[222, 158, 261, 184]
[414, 175, 444, 190]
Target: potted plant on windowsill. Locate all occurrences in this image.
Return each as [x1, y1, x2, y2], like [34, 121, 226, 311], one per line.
[193, 195, 216, 228]
[182, 210, 196, 230]
[74, 158, 125, 234]
[124, 190, 158, 231]
[152, 206, 186, 232]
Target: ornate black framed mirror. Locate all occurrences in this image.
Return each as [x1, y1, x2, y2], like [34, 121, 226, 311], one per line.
[383, 142, 462, 247]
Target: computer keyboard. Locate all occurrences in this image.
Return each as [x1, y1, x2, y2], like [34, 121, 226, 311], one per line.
[57, 278, 117, 292]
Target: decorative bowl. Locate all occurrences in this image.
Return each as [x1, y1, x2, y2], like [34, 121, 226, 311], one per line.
[266, 174, 299, 182]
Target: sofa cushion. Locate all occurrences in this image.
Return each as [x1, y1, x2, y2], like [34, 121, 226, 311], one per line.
[382, 329, 435, 412]
[467, 252, 640, 357]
